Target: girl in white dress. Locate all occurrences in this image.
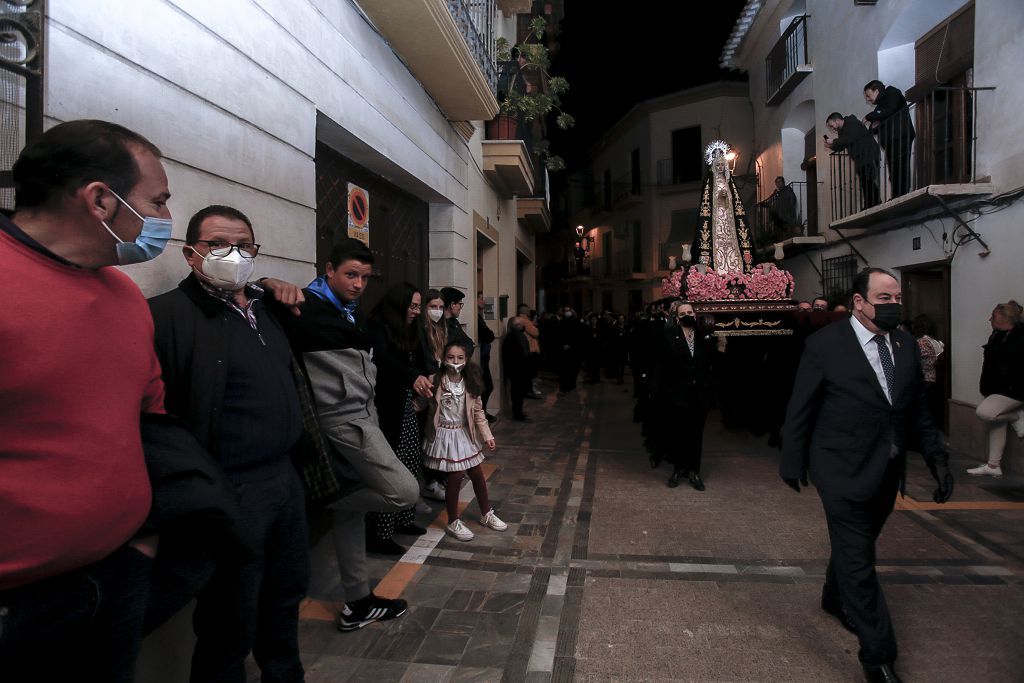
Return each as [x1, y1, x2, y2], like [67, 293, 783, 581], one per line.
[424, 340, 507, 541]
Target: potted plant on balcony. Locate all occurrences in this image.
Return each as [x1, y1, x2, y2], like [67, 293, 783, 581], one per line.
[492, 16, 574, 171]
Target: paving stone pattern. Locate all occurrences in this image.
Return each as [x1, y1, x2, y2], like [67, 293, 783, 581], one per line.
[292, 374, 1024, 682]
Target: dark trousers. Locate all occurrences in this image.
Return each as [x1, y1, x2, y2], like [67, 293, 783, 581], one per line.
[558, 353, 580, 392]
[856, 163, 881, 209]
[0, 544, 153, 682]
[819, 460, 901, 667]
[664, 402, 709, 473]
[509, 370, 530, 418]
[481, 353, 494, 410]
[191, 465, 310, 683]
[882, 137, 914, 197]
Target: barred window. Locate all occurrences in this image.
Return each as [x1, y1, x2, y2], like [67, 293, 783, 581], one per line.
[822, 254, 858, 306]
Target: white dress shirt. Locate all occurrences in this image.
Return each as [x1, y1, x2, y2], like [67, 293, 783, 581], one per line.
[849, 315, 895, 404]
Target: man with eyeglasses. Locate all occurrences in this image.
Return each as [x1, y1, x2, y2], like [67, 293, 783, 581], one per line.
[148, 204, 310, 681]
[441, 286, 475, 356]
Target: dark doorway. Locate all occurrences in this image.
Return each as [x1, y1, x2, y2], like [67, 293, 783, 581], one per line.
[671, 126, 702, 184]
[902, 264, 951, 431]
[315, 141, 428, 312]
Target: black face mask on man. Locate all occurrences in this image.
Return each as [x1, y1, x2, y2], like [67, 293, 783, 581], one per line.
[867, 301, 902, 332]
[679, 314, 696, 328]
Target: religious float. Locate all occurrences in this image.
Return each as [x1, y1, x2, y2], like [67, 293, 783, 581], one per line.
[661, 140, 797, 339]
[658, 141, 855, 435]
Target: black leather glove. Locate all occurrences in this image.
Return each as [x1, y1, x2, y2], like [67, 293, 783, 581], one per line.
[929, 461, 954, 504]
[782, 473, 809, 493]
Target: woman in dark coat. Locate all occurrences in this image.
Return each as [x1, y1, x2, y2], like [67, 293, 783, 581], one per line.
[366, 282, 434, 554]
[651, 301, 716, 491]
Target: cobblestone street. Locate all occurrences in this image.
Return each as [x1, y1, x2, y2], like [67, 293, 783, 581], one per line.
[294, 375, 1024, 682]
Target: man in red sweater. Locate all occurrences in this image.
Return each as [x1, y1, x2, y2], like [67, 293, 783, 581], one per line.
[0, 120, 171, 681]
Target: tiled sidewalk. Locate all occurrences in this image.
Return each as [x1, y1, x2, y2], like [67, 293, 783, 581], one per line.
[295, 376, 1024, 682]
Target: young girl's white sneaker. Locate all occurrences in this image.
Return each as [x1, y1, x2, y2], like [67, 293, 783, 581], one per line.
[966, 463, 1002, 477]
[446, 518, 474, 541]
[480, 509, 508, 531]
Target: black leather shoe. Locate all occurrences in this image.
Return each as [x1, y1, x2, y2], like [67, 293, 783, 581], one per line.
[366, 538, 406, 555]
[396, 523, 427, 536]
[649, 454, 662, 469]
[821, 598, 857, 635]
[689, 473, 705, 491]
[862, 663, 902, 683]
[667, 469, 683, 488]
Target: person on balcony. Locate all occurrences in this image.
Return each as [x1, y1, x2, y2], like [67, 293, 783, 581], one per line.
[766, 175, 799, 239]
[864, 80, 915, 199]
[825, 112, 881, 210]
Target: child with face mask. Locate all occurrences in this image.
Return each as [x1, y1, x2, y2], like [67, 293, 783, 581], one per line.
[423, 340, 505, 541]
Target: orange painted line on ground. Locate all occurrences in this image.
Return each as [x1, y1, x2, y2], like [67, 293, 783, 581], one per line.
[301, 462, 500, 622]
[896, 495, 1024, 511]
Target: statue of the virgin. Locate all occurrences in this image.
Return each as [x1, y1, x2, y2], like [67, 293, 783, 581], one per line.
[692, 141, 755, 275]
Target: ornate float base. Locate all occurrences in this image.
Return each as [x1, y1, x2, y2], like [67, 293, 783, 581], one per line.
[693, 300, 797, 337]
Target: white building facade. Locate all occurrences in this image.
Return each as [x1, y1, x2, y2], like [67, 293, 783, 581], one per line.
[556, 82, 753, 314]
[722, 0, 1024, 470]
[11, 0, 555, 418]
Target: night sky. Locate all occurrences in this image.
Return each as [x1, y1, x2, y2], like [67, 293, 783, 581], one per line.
[549, 0, 750, 172]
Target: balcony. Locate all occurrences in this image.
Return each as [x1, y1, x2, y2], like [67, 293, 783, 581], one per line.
[358, 0, 499, 121]
[517, 197, 551, 234]
[656, 158, 702, 193]
[753, 181, 825, 257]
[828, 86, 995, 231]
[496, 0, 531, 16]
[765, 15, 811, 107]
[612, 172, 643, 208]
[482, 138, 535, 197]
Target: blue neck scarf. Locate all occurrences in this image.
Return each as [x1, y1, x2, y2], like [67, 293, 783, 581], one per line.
[307, 275, 357, 324]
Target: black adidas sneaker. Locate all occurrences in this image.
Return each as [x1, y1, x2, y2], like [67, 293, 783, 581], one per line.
[337, 593, 408, 632]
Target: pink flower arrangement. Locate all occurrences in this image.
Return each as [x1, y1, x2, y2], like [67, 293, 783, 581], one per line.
[685, 268, 731, 300]
[661, 269, 684, 297]
[681, 266, 795, 301]
[744, 267, 795, 300]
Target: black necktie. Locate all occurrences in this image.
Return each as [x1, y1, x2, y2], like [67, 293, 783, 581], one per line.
[872, 334, 895, 403]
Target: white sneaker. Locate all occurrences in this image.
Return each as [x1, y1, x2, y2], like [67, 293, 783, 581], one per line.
[446, 518, 474, 541]
[480, 509, 508, 531]
[423, 480, 447, 501]
[966, 463, 1003, 477]
[1011, 410, 1024, 439]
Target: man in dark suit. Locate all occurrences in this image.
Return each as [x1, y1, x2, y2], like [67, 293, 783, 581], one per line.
[652, 302, 717, 491]
[780, 268, 954, 683]
[825, 112, 881, 210]
[864, 80, 915, 198]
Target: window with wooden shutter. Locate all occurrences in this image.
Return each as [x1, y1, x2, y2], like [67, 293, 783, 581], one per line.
[908, 2, 974, 102]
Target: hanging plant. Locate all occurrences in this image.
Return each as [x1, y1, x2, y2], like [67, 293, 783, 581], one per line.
[495, 17, 575, 172]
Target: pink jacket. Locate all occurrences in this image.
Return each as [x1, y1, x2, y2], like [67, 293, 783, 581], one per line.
[424, 387, 494, 447]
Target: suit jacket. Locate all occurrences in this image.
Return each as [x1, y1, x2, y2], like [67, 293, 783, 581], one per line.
[831, 115, 880, 169]
[780, 319, 947, 501]
[651, 324, 714, 409]
[865, 86, 915, 143]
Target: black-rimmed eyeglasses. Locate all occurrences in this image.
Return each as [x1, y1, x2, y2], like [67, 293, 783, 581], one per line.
[195, 240, 261, 259]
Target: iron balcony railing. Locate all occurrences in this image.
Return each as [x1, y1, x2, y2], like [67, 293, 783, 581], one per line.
[754, 181, 810, 249]
[765, 15, 809, 105]
[829, 86, 993, 222]
[447, 0, 496, 93]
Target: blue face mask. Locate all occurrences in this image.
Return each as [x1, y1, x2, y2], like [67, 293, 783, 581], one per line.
[100, 188, 172, 265]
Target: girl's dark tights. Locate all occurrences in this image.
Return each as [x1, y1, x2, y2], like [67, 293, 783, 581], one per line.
[445, 465, 490, 521]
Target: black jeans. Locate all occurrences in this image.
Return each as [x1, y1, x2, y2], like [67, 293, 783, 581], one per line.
[819, 459, 901, 667]
[0, 544, 153, 683]
[190, 465, 310, 683]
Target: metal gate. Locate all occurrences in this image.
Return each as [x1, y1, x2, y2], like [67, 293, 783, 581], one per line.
[0, 0, 44, 212]
[315, 141, 428, 312]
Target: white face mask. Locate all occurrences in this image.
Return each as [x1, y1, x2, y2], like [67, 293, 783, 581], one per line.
[190, 247, 255, 291]
[427, 309, 444, 323]
[445, 361, 465, 373]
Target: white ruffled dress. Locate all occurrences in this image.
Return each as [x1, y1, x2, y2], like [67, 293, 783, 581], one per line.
[424, 377, 485, 472]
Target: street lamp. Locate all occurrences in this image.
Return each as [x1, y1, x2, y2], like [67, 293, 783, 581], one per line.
[576, 224, 584, 238]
